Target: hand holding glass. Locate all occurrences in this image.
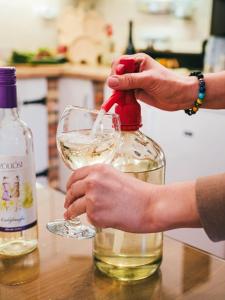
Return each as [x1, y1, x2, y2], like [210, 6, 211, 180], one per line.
[47, 106, 120, 239]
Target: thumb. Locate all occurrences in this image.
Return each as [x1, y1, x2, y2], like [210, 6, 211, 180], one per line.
[107, 73, 145, 90]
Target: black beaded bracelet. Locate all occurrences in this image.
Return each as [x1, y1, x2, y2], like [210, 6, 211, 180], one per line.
[184, 71, 206, 116]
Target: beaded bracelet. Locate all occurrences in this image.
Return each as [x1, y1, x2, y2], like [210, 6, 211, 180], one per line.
[184, 71, 206, 116]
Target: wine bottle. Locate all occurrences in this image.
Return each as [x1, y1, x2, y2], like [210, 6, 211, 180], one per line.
[124, 20, 136, 55]
[0, 249, 40, 285]
[94, 132, 165, 281]
[0, 67, 38, 257]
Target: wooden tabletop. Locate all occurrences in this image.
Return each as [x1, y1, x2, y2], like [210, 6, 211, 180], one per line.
[16, 64, 110, 82]
[1, 186, 225, 300]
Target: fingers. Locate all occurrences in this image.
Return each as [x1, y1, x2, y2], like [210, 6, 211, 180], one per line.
[108, 53, 154, 91]
[110, 54, 134, 75]
[134, 53, 156, 71]
[66, 166, 91, 191]
[64, 196, 86, 220]
[64, 180, 87, 209]
[110, 53, 151, 75]
[107, 72, 147, 90]
[135, 90, 154, 105]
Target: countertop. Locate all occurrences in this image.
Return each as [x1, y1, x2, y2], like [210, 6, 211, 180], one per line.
[16, 64, 110, 82]
[1, 186, 225, 299]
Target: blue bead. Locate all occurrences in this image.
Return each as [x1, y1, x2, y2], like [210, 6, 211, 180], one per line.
[200, 87, 206, 93]
[199, 92, 205, 99]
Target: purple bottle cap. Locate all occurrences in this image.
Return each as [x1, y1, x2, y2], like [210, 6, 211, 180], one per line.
[0, 67, 17, 108]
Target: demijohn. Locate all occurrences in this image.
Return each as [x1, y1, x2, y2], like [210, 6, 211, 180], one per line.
[93, 58, 165, 281]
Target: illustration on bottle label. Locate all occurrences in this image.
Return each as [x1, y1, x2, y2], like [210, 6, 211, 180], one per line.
[0, 156, 37, 232]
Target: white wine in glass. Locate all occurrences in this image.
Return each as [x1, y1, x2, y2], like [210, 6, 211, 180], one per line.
[47, 106, 120, 239]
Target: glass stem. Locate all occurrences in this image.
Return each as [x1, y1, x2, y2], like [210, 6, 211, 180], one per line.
[67, 217, 81, 226]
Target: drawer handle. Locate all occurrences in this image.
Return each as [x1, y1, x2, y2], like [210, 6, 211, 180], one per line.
[36, 168, 48, 178]
[23, 97, 46, 106]
[184, 130, 194, 137]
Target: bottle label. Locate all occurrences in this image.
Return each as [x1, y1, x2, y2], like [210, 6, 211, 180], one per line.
[0, 156, 37, 232]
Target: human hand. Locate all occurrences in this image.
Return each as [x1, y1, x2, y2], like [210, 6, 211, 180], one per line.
[64, 164, 201, 233]
[64, 164, 161, 233]
[107, 53, 198, 111]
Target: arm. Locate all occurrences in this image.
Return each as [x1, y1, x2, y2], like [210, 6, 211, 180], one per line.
[108, 53, 225, 111]
[203, 72, 225, 109]
[64, 165, 225, 241]
[64, 164, 201, 233]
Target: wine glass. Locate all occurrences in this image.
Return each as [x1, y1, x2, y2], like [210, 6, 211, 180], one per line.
[47, 105, 120, 239]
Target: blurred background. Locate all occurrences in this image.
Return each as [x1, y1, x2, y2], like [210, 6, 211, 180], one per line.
[0, 0, 225, 258]
[0, 0, 224, 70]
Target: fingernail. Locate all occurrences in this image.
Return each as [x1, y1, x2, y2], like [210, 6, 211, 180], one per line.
[108, 76, 119, 88]
[64, 211, 69, 220]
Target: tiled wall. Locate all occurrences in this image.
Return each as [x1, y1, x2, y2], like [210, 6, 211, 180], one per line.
[47, 78, 60, 188]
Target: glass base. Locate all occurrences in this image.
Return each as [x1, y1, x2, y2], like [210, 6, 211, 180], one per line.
[46, 219, 96, 240]
[94, 256, 162, 281]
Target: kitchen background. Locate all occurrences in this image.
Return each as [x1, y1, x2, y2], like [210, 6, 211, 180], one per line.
[0, 0, 225, 258]
[0, 0, 212, 52]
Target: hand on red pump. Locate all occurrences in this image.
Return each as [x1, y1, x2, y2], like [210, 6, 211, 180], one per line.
[102, 58, 142, 131]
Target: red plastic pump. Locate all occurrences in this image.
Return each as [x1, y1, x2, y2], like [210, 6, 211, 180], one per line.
[102, 58, 142, 131]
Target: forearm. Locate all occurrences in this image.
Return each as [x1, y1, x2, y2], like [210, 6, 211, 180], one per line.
[145, 181, 201, 232]
[203, 72, 225, 109]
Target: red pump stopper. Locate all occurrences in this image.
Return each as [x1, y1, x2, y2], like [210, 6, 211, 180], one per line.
[102, 57, 142, 131]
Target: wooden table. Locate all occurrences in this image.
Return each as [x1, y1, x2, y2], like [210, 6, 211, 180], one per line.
[1, 186, 225, 300]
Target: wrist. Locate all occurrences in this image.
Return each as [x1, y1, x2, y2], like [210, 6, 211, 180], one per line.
[203, 72, 225, 108]
[180, 76, 199, 110]
[147, 181, 201, 232]
[142, 184, 170, 232]
[166, 181, 201, 229]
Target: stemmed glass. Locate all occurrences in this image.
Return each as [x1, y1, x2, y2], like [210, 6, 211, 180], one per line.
[47, 105, 120, 239]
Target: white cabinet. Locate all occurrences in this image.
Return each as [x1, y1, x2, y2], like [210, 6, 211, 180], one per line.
[142, 107, 225, 182]
[17, 78, 48, 185]
[58, 78, 95, 192]
[58, 78, 94, 114]
[141, 105, 225, 258]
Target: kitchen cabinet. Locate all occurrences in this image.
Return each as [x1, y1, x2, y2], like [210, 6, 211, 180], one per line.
[142, 106, 225, 182]
[141, 104, 225, 258]
[17, 78, 48, 186]
[58, 78, 95, 192]
[141, 106, 225, 182]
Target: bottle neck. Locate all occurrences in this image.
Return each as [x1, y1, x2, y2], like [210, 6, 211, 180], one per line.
[128, 21, 133, 44]
[114, 91, 142, 131]
[121, 130, 139, 135]
[125, 21, 136, 55]
[0, 107, 19, 122]
[0, 86, 17, 108]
